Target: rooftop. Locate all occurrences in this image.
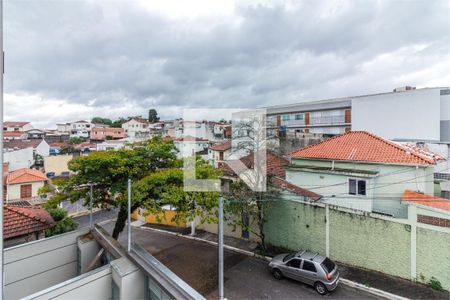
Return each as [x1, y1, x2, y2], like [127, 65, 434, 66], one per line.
[4, 205, 55, 239]
[8, 168, 48, 185]
[401, 190, 450, 212]
[209, 141, 231, 151]
[4, 139, 44, 149]
[289, 131, 444, 166]
[3, 121, 30, 127]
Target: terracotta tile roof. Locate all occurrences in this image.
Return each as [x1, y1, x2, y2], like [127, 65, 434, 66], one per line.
[7, 168, 48, 185]
[289, 131, 443, 166]
[3, 121, 30, 127]
[4, 131, 26, 138]
[4, 139, 44, 150]
[221, 151, 288, 179]
[271, 177, 321, 201]
[210, 141, 231, 151]
[4, 205, 55, 239]
[401, 190, 450, 212]
[49, 142, 70, 148]
[129, 117, 149, 124]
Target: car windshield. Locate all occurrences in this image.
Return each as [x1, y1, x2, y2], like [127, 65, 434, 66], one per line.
[321, 257, 336, 273]
[283, 252, 296, 262]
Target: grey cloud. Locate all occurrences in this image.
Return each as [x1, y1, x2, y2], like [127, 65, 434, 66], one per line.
[4, 0, 450, 124]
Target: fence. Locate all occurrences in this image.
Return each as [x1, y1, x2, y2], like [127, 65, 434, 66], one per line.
[263, 192, 450, 290]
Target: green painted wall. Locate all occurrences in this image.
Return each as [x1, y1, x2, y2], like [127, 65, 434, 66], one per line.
[264, 195, 450, 290]
[416, 228, 450, 290]
[329, 209, 410, 279]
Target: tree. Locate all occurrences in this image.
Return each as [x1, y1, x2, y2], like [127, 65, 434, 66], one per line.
[111, 117, 127, 128]
[44, 206, 79, 237]
[69, 136, 83, 145]
[148, 109, 159, 123]
[51, 136, 188, 239]
[91, 117, 113, 126]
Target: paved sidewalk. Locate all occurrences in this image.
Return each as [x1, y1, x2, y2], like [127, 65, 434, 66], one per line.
[143, 223, 449, 300]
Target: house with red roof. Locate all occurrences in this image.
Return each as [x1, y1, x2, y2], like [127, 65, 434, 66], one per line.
[3, 121, 33, 132]
[287, 131, 445, 217]
[3, 205, 55, 247]
[6, 168, 48, 202]
[208, 141, 232, 167]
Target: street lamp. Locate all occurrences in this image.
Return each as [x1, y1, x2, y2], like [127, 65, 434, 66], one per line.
[218, 176, 231, 300]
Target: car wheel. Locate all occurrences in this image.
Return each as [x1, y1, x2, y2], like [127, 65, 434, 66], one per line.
[314, 282, 328, 295]
[272, 269, 283, 280]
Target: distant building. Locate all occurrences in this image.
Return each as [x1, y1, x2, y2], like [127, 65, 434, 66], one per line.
[90, 127, 127, 141]
[208, 141, 231, 168]
[4, 205, 55, 247]
[122, 118, 150, 140]
[3, 121, 33, 132]
[44, 155, 74, 177]
[265, 87, 450, 142]
[64, 120, 94, 138]
[286, 131, 444, 217]
[4, 139, 50, 157]
[96, 140, 127, 151]
[3, 131, 27, 140]
[172, 136, 209, 158]
[6, 168, 48, 202]
[3, 148, 34, 171]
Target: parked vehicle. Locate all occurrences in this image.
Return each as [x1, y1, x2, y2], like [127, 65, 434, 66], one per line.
[46, 172, 55, 178]
[268, 250, 339, 295]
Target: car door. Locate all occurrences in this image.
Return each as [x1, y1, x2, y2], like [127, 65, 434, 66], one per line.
[283, 258, 303, 281]
[299, 260, 319, 285]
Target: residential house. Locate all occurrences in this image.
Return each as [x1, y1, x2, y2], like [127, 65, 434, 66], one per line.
[172, 136, 209, 158]
[3, 121, 33, 132]
[76, 142, 97, 153]
[96, 140, 127, 151]
[3, 131, 27, 140]
[286, 131, 444, 217]
[56, 122, 71, 133]
[4, 139, 50, 157]
[122, 117, 151, 140]
[49, 141, 70, 156]
[4, 205, 55, 247]
[6, 168, 48, 202]
[44, 155, 74, 177]
[43, 129, 70, 143]
[69, 120, 93, 138]
[25, 128, 46, 139]
[401, 190, 450, 227]
[208, 141, 231, 168]
[90, 127, 126, 141]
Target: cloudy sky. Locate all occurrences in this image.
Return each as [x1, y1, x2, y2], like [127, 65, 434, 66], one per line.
[4, 0, 450, 128]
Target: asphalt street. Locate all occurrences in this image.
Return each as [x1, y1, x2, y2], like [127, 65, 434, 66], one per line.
[100, 221, 380, 299]
[72, 208, 119, 228]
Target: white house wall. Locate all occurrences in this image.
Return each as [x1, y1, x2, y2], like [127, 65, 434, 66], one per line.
[7, 181, 45, 201]
[440, 93, 450, 142]
[4, 148, 34, 171]
[35, 140, 50, 157]
[351, 88, 442, 141]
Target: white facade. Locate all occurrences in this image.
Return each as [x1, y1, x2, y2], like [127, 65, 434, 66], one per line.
[56, 123, 71, 132]
[122, 119, 150, 140]
[3, 122, 33, 132]
[7, 181, 45, 201]
[69, 121, 93, 138]
[96, 140, 126, 151]
[35, 139, 51, 157]
[352, 88, 443, 141]
[3, 148, 34, 171]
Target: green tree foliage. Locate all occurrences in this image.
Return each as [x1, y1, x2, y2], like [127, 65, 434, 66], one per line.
[91, 117, 113, 126]
[69, 136, 83, 145]
[45, 207, 79, 237]
[51, 136, 220, 239]
[224, 180, 279, 250]
[148, 109, 160, 123]
[111, 117, 127, 128]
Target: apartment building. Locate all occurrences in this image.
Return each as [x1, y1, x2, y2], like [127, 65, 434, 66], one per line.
[90, 127, 127, 141]
[122, 117, 151, 140]
[266, 87, 450, 142]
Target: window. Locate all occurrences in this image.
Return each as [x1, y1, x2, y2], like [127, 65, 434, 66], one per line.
[349, 178, 366, 196]
[295, 114, 304, 120]
[282, 115, 291, 121]
[286, 258, 301, 268]
[321, 258, 336, 273]
[302, 261, 317, 273]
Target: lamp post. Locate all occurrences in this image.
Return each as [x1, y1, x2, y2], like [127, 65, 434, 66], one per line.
[218, 177, 230, 300]
[89, 183, 93, 229]
[127, 178, 131, 252]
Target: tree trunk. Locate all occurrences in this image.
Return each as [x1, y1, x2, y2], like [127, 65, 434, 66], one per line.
[112, 204, 139, 240]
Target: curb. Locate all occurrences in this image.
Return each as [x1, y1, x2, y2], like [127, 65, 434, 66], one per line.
[135, 225, 411, 300]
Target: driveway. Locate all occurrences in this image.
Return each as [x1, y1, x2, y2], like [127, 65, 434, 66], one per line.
[101, 221, 379, 299]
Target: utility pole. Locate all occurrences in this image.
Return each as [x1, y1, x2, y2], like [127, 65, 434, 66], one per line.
[89, 183, 93, 229]
[218, 193, 224, 300]
[127, 178, 131, 252]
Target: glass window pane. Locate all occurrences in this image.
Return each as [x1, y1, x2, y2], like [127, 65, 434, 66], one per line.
[358, 180, 366, 195]
[302, 261, 317, 272]
[349, 179, 356, 195]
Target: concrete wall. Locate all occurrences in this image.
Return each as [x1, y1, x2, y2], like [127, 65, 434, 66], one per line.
[3, 147, 34, 171]
[263, 196, 450, 290]
[441, 94, 450, 142]
[7, 181, 45, 201]
[35, 140, 50, 157]
[111, 257, 145, 300]
[24, 265, 112, 300]
[4, 228, 90, 299]
[352, 88, 442, 141]
[44, 154, 73, 175]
